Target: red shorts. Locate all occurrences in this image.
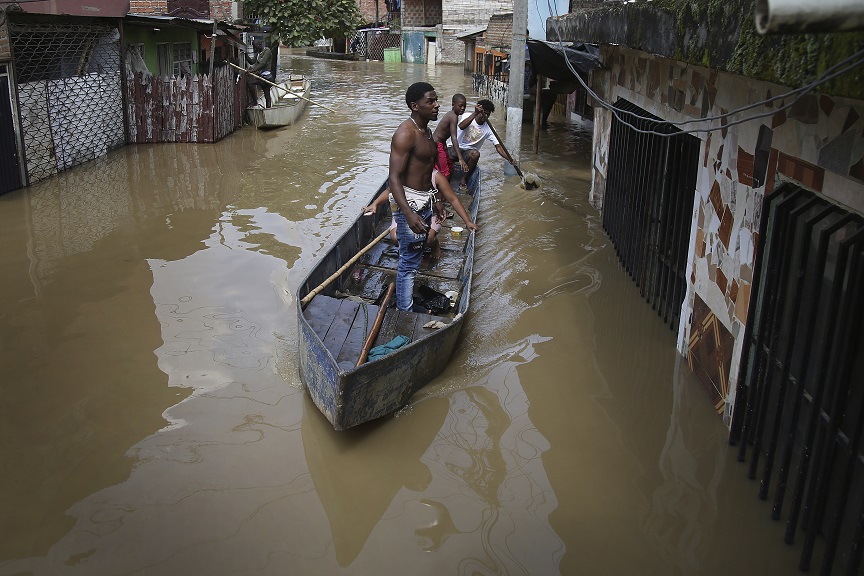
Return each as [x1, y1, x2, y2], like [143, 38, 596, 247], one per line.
[435, 141, 453, 178]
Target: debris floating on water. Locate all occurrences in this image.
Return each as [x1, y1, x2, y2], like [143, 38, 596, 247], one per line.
[520, 172, 541, 190]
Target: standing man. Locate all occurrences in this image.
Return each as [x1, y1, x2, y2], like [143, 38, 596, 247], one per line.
[389, 82, 442, 311]
[246, 39, 273, 108]
[454, 99, 515, 191]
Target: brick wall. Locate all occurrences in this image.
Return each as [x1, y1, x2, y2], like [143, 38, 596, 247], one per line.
[128, 0, 235, 19]
[211, 0, 233, 20]
[401, 0, 441, 28]
[129, 0, 169, 14]
[357, 0, 387, 25]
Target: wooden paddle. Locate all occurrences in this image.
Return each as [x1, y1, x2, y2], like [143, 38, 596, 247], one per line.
[228, 62, 337, 113]
[355, 282, 396, 366]
[300, 227, 392, 308]
[484, 119, 537, 190]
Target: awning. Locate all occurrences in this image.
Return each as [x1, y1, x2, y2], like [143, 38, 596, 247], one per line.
[455, 26, 487, 40]
[527, 39, 601, 80]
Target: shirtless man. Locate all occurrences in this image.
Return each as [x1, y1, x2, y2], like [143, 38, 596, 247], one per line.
[389, 82, 443, 311]
[431, 93, 468, 178]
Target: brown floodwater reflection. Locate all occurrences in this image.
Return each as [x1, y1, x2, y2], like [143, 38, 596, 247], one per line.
[0, 51, 800, 575]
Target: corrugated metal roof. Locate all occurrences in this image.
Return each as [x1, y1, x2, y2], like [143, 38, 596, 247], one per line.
[455, 26, 487, 39]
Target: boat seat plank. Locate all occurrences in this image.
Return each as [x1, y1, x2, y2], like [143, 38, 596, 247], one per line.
[375, 308, 415, 348]
[343, 267, 394, 301]
[360, 239, 398, 268]
[372, 308, 451, 349]
[335, 301, 380, 369]
[409, 311, 450, 340]
[322, 299, 361, 357]
[302, 295, 343, 339]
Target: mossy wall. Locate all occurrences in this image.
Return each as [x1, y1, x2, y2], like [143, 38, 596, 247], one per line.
[548, 0, 864, 99]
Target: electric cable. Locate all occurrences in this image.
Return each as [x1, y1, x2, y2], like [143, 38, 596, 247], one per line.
[542, 3, 864, 137]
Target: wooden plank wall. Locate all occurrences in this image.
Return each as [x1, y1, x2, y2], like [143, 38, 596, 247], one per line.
[125, 65, 246, 144]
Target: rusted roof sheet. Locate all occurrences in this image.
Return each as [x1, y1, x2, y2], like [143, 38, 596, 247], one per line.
[1, 0, 129, 17]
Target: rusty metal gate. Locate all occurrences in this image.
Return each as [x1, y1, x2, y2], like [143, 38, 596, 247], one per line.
[731, 183, 864, 575]
[603, 99, 699, 330]
[8, 17, 125, 185]
[0, 63, 21, 194]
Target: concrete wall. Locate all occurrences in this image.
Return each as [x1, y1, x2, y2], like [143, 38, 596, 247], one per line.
[439, 0, 512, 65]
[591, 46, 864, 423]
[0, 17, 10, 60]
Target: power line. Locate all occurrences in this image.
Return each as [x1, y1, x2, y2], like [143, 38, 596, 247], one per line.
[545, 4, 864, 137]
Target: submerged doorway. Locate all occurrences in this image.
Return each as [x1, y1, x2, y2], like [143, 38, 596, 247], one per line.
[731, 183, 864, 574]
[425, 37, 436, 68]
[602, 99, 700, 332]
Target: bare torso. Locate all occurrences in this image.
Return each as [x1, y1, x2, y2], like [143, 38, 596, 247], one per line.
[432, 110, 457, 144]
[396, 119, 437, 191]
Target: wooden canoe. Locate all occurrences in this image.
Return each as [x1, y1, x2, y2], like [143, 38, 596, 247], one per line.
[296, 169, 482, 430]
[246, 75, 311, 129]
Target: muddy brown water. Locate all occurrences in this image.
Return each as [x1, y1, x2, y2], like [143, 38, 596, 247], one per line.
[0, 52, 801, 575]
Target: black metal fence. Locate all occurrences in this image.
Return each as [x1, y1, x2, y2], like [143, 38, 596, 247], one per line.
[731, 183, 864, 575]
[8, 18, 125, 186]
[603, 99, 699, 330]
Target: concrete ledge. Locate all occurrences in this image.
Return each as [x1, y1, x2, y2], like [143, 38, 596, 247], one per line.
[547, 0, 864, 99]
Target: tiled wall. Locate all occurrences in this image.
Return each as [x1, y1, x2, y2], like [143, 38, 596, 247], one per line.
[594, 46, 864, 424]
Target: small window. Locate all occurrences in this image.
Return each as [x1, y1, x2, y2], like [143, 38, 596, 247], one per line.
[173, 42, 193, 77]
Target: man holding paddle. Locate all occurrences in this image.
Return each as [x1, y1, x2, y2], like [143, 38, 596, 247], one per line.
[388, 82, 443, 311]
[453, 99, 516, 191]
[246, 40, 273, 107]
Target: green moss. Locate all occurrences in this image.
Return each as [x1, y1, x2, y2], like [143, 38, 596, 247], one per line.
[554, 0, 864, 98]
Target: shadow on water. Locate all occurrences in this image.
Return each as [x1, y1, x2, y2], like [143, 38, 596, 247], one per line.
[0, 51, 803, 576]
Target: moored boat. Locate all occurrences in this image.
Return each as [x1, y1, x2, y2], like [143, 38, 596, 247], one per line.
[296, 169, 481, 430]
[246, 75, 311, 129]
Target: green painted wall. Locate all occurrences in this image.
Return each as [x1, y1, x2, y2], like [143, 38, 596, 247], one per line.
[123, 24, 200, 76]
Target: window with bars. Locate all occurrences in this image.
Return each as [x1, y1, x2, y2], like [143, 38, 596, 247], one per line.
[603, 99, 699, 331]
[731, 183, 864, 574]
[172, 42, 193, 77]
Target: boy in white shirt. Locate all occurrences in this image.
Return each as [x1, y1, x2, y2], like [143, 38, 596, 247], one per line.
[453, 99, 515, 190]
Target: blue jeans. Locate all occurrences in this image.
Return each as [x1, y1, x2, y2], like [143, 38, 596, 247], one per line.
[393, 206, 432, 311]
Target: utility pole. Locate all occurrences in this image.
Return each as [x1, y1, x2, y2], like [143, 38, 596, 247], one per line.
[505, 0, 529, 176]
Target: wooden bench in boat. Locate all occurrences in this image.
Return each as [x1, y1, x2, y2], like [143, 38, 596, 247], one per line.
[303, 295, 453, 372]
[302, 186, 475, 373]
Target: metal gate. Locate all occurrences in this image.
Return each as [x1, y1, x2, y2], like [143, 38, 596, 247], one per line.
[9, 18, 125, 185]
[731, 183, 864, 575]
[603, 99, 699, 330]
[0, 64, 21, 194]
[349, 30, 401, 61]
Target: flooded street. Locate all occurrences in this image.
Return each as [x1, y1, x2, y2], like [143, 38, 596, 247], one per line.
[0, 53, 801, 575]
